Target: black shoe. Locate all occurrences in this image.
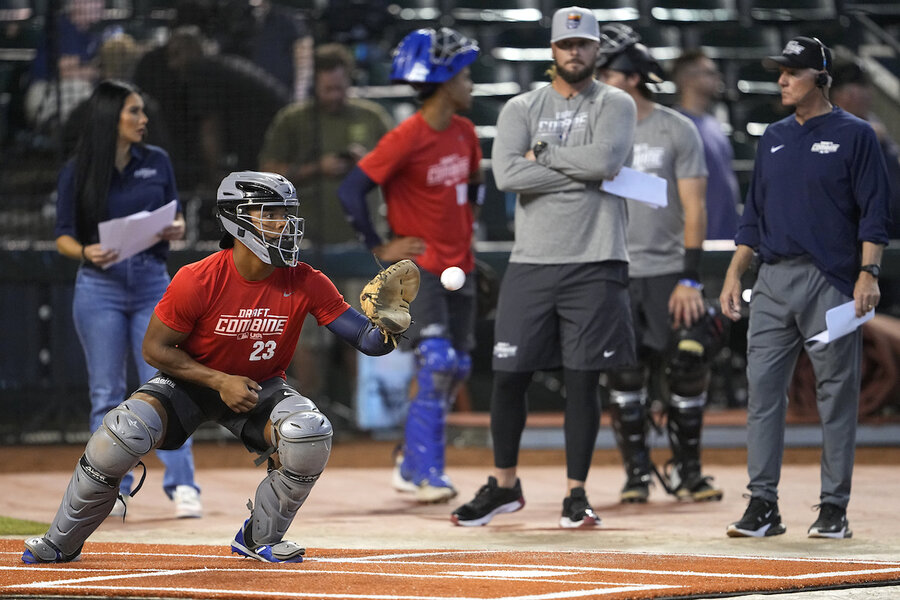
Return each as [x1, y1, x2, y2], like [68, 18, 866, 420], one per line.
[726, 496, 786, 537]
[620, 472, 651, 503]
[808, 503, 852, 539]
[451, 476, 525, 527]
[559, 487, 600, 528]
[675, 474, 724, 503]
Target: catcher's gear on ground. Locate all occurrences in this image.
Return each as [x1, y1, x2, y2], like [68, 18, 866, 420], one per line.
[360, 259, 420, 345]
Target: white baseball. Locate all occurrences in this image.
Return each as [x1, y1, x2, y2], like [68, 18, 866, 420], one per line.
[440, 266, 466, 291]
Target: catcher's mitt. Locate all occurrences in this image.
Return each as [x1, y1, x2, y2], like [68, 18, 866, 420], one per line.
[360, 259, 420, 346]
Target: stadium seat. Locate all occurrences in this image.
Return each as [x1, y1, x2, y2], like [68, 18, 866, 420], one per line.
[697, 23, 781, 60]
[748, 0, 836, 22]
[732, 95, 791, 137]
[650, 0, 740, 23]
[543, 0, 640, 23]
[450, 0, 542, 24]
[734, 61, 781, 96]
[387, 0, 442, 23]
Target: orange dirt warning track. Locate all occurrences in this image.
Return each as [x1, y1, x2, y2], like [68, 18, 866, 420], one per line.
[2, 540, 900, 599]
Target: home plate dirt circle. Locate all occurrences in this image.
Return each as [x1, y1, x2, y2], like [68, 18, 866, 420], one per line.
[3, 540, 900, 599]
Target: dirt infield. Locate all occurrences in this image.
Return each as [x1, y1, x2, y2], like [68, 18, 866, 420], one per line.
[2, 442, 900, 599]
[3, 541, 900, 599]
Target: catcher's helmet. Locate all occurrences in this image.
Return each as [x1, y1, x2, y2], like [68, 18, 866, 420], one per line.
[390, 27, 479, 84]
[669, 301, 728, 362]
[596, 23, 665, 84]
[216, 171, 304, 268]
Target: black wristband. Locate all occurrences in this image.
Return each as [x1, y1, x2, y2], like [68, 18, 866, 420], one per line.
[81, 245, 88, 262]
[682, 247, 702, 282]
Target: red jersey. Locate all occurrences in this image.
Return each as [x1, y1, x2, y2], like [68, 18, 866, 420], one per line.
[358, 112, 481, 276]
[154, 249, 350, 383]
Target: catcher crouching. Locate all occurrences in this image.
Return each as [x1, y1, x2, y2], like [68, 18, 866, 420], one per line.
[22, 171, 417, 565]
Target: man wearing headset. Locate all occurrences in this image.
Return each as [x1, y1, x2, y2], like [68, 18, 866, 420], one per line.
[720, 37, 891, 539]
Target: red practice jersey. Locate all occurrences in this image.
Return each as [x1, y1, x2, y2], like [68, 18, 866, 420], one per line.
[359, 112, 481, 276]
[154, 249, 350, 382]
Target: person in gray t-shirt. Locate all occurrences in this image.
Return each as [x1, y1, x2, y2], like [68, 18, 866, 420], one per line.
[597, 24, 725, 505]
[452, 7, 637, 530]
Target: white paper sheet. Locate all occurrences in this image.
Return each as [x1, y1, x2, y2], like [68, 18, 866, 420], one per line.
[601, 166, 668, 208]
[97, 200, 177, 269]
[806, 300, 874, 344]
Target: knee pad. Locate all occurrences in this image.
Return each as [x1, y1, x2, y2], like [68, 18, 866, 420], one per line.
[414, 337, 458, 406]
[84, 399, 163, 480]
[608, 388, 648, 437]
[608, 366, 645, 393]
[667, 339, 710, 398]
[271, 396, 333, 482]
[248, 396, 333, 546]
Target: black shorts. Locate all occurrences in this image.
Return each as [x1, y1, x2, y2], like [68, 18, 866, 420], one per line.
[136, 374, 303, 453]
[492, 262, 635, 372]
[404, 267, 477, 352]
[629, 273, 680, 355]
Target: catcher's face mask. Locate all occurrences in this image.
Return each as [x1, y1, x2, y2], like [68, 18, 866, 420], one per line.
[217, 171, 304, 267]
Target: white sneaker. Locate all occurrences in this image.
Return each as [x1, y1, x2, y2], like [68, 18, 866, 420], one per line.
[107, 495, 128, 519]
[173, 485, 202, 519]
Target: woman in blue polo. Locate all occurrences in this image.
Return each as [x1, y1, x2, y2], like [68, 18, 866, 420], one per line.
[55, 80, 201, 519]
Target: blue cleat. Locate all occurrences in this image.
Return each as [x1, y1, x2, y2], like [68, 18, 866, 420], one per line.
[231, 519, 305, 563]
[22, 537, 82, 564]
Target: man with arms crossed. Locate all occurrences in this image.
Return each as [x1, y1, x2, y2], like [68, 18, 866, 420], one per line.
[451, 7, 637, 528]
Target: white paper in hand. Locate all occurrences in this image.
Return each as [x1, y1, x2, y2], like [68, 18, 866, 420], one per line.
[806, 300, 874, 344]
[601, 167, 667, 208]
[97, 200, 177, 269]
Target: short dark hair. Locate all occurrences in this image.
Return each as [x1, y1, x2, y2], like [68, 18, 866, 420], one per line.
[670, 48, 709, 84]
[830, 59, 870, 91]
[314, 43, 355, 76]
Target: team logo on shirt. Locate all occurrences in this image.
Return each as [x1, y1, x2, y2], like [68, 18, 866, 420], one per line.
[632, 143, 665, 172]
[134, 168, 158, 179]
[426, 154, 470, 187]
[810, 141, 840, 154]
[537, 110, 588, 138]
[493, 341, 517, 358]
[215, 307, 288, 338]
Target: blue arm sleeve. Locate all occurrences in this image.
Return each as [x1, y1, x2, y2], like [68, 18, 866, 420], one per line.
[337, 166, 383, 249]
[326, 307, 395, 356]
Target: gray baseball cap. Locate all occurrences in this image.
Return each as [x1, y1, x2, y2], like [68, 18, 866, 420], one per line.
[551, 7, 600, 43]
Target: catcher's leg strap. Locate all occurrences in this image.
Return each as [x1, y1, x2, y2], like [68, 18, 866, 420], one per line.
[45, 399, 163, 557]
[250, 397, 333, 546]
[402, 338, 458, 482]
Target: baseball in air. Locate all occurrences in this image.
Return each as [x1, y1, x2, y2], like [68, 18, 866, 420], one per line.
[440, 266, 465, 291]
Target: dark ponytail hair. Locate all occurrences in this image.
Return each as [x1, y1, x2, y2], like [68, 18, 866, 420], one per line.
[72, 79, 141, 243]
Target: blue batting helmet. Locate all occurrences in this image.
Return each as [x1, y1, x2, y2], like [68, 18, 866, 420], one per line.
[390, 27, 479, 84]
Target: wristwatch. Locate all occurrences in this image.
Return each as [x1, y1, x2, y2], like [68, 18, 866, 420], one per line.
[532, 141, 548, 158]
[860, 264, 881, 279]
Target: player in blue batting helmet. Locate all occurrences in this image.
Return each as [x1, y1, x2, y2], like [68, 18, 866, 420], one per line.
[390, 27, 479, 87]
